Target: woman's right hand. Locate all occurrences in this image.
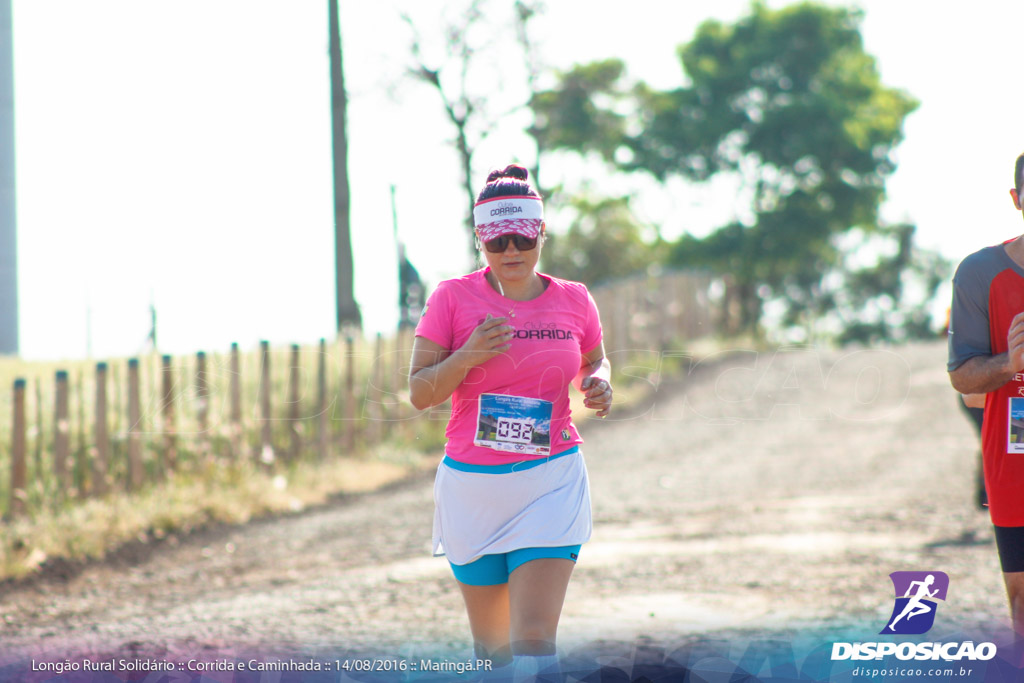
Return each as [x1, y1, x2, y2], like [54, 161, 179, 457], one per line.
[458, 314, 513, 366]
[408, 314, 512, 410]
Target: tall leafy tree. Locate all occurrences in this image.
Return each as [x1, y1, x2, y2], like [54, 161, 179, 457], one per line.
[826, 224, 950, 345]
[534, 2, 921, 336]
[530, 59, 628, 164]
[540, 194, 665, 286]
[640, 3, 918, 333]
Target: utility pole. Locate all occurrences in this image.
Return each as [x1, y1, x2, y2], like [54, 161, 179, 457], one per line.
[329, 0, 360, 332]
[0, 0, 18, 355]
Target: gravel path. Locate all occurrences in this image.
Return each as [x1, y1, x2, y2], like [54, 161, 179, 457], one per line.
[0, 341, 1006, 678]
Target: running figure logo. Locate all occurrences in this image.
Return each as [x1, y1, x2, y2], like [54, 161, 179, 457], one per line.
[880, 571, 949, 635]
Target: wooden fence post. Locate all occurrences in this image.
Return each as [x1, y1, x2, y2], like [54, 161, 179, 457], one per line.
[371, 332, 385, 443]
[344, 335, 356, 453]
[33, 378, 43, 482]
[609, 289, 622, 354]
[196, 351, 209, 461]
[399, 327, 416, 442]
[317, 338, 328, 460]
[111, 362, 122, 458]
[10, 378, 27, 519]
[127, 359, 143, 491]
[674, 273, 690, 340]
[664, 272, 682, 341]
[75, 371, 87, 497]
[288, 343, 301, 461]
[386, 332, 397, 410]
[93, 362, 109, 496]
[259, 340, 273, 465]
[230, 342, 241, 462]
[658, 274, 674, 351]
[161, 355, 176, 477]
[54, 370, 70, 496]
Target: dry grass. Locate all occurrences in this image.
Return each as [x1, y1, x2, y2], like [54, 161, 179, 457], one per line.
[0, 332, 726, 583]
[0, 448, 436, 582]
[0, 333, 430, 517]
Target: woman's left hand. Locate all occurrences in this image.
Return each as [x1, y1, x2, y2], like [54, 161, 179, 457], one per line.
[580, 376, 613, 418]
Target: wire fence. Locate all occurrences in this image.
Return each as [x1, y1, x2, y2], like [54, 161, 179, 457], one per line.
[0, 269, 730, 522]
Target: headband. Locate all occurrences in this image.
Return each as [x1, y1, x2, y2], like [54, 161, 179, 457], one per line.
[473, 195, 544, 241]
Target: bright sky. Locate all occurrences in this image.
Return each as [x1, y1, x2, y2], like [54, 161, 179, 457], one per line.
[8, 0, 1024, 361]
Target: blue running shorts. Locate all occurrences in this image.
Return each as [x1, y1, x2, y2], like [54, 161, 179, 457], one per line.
[449, 545, 581, 586]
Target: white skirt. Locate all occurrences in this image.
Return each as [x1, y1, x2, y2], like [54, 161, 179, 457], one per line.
[432, 450, 592, 566]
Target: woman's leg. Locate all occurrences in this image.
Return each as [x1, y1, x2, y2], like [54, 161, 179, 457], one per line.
[456, 580, 513, 665]
[507, 558, 575, 655]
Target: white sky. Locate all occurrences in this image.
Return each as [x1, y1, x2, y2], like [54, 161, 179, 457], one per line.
[8, 0, 1024, 361]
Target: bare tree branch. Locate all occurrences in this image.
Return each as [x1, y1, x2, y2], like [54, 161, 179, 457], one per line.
[400, 0, 549, 263]
[513, 0, 545, 193]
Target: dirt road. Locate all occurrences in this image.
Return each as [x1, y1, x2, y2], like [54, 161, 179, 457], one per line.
[0, 341, 1007, 677]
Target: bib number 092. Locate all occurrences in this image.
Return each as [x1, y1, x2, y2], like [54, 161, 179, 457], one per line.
[496, 418, 533, 444]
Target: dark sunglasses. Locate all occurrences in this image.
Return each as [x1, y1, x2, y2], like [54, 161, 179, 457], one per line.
[482, 234, 538, 253]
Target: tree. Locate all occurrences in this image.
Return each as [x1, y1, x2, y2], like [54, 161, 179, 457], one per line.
[534, 2, 920, 338]
[647, 2, 918, 334]
[529, 59, 629, 165]
[826, 224, 951, 345]
[513, 0, 546, 192]
[403, 0, 545, 264]
[403, 0, 498, 266]
[329, 0, 360, 330]
[540, 194, 665, 286]
[529, 58, 665, 286]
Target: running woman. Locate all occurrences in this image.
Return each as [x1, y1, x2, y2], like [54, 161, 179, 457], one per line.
[409, 164, 612, 680]
[949, 151, 1024, 636]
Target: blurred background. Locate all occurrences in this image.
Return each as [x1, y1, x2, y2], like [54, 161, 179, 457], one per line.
[4, 0, 1021, 361]
[0, 4, 1016, 670]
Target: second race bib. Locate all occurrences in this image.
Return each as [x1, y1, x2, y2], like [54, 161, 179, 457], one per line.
[1010, 397, 1024, 453]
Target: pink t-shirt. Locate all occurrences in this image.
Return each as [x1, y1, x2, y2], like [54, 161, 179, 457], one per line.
[415, 268, 603, 465]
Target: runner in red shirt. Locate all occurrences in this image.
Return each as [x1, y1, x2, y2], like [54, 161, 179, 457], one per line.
[948, 151, 1024, 636]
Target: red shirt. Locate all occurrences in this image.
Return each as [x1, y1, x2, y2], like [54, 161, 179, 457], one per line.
[949, 243, 1024, 525]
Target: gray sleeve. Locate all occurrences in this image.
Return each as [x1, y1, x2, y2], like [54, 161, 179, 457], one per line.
[947, 250, 995, 372]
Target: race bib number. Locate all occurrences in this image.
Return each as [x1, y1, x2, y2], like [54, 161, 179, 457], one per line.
[1010, 397, 1024, 453]
[475, 393, 553, 456]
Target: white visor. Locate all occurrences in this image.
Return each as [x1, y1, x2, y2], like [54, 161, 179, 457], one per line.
[473, 195, 544, 240]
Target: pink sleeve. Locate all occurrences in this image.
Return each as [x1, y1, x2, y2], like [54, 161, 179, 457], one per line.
[580, 287, 603, 353]
[414, 281, 455, 349]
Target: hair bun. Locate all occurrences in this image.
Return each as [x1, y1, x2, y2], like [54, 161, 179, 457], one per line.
[487, 164, 529, 184]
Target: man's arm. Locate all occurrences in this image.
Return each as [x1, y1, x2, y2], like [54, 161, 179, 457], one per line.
[949, 311, 1024, 394]
[950, 354, 1017, 394]
[961, 393, 986, 409]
